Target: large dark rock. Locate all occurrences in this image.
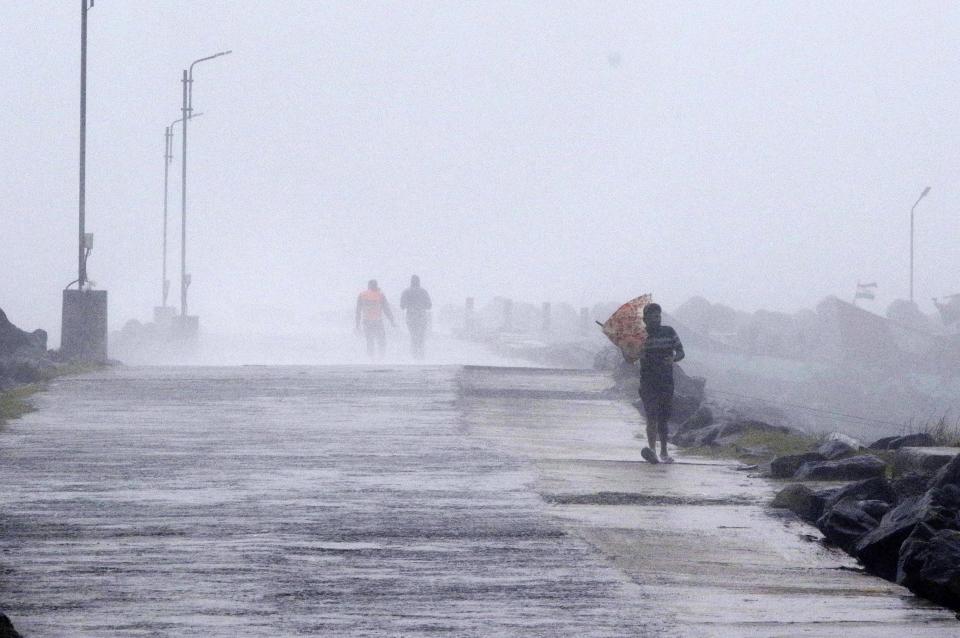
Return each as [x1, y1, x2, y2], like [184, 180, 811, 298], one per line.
[891, 472, 932, 502]
[675, 405, 713, 436]
[855, 485, 960, 581]
[0, 613, 22, 638]
[869, 435, 900, 450]
[673, 422, 720, 447]
[0, 308, 46, 357]
[771, 483, 830, 523]
[816, 497, 889, 553]
[771, 452, 825, 479]
[870, 433, 937, 451]
[893, 447, 960, 477]
[887, 433, 937, 450]
[817, 439, 859, 461]
[794, 455, 887, 481]
[897, 524, 960, 610]
[931, 452, 960, 489]
[821, 477, 896, 512]
[671, 365, 706, 424]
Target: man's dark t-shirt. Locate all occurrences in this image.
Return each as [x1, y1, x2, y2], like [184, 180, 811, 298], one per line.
[640, 325, 682, 394]
[400, 287, 432, 326]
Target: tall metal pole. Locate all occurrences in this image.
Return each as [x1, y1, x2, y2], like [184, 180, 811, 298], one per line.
[162, 125, 172, 307]
[910, 205, 914, 304]
[909, 186, 931, 304]
[78, 0, 89, 290]
[179, 50, 231, 318]
[179, 69, 189, 316]
[163, 114, 200, 309]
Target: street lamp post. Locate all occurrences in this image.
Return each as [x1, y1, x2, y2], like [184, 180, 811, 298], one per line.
[60, 0, 108, 363]
[179, 50, 231, 322]
[910, 186, 932, 304]
[78, 0, 91, 290]
[161, 113, 201, 310]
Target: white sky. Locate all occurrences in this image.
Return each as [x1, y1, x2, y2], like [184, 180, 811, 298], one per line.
[3, 1, 959, 342]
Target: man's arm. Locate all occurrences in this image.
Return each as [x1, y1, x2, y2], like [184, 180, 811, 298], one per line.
[355, 296, 362, 329]
[672, 328, 685, 363]
[423, 290, 432, 310]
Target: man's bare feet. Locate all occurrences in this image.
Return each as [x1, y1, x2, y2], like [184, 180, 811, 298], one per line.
[641, 447, 659, 464]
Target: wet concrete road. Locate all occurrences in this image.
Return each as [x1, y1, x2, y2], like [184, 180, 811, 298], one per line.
[1, 365, 957, 636]
[0, 366, 655, 636]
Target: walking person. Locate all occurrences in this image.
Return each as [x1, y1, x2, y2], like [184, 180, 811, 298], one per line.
[638, 303, 684, 464]
[355, 279, 396, 359]
[400, 275, 432, 359]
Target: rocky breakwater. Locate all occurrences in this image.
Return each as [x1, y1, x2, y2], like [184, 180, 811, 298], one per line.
[0, 308, 52, 636]
[766, 431, 960, 613]
[600, 336, 960, 615]
[0, 308, 54, 392]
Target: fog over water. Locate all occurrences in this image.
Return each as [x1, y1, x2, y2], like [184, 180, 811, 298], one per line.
[3, 2, 959, 349]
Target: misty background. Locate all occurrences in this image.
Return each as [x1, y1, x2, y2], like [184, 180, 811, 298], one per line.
[3, 1, 959, 346]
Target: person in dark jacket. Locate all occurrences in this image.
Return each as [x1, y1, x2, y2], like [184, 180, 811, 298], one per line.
[638, 303, 684, 464]
[400, 275, 432, 359]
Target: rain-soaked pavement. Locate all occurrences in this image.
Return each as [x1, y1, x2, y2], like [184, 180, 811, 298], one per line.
[1, 365, 957, 636]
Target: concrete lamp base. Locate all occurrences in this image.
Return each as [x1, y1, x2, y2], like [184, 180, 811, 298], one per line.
[172, 315, 200, 340]
[61, 289, 108, 363]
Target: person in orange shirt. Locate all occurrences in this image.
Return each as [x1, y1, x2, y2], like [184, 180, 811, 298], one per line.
[355, 279, 396, 358]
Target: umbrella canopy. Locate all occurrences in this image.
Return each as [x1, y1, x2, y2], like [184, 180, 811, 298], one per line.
[599, 294, 653, 361]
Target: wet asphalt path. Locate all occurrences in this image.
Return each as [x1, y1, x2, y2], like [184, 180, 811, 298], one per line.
[0, 366, 652, 636]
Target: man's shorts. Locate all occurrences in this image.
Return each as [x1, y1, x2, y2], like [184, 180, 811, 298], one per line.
[639, 385, 673, 426]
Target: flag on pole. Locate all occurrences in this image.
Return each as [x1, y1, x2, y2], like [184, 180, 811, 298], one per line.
[854, 281, 877, 301]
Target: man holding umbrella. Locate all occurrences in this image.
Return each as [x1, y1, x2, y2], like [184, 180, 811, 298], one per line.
[637, 303, 684, 464]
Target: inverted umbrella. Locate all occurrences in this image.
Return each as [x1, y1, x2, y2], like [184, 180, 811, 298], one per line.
[598, 294, 653, 361]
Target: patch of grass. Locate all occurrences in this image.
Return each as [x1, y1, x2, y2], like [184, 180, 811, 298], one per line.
[920, 415, 960, 447]
[0, 360, 106, 427]
[684, 427, 818, 464]
[0, 384, 41, 425]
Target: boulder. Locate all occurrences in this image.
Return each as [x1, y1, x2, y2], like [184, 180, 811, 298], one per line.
[0, 308, 45, 357]
[672, 365, 706, 424]
[816, 497, 888, 553]
[931, 451, 960, 489]
[771, 483, 829, 523]
[897, 524, 960, 610]
[887, 433, 937, 450]
[679, 422, 724, 447]
[893, 447, 960, 477]
[892, 472, 933, 502]
[673, 422, 714, 447]
[817, 439, 856, 460]
[794, 455, 887, 481]
[855, 485, 960, 581]
[821, 477, 896, 513]
[0, 613, 21, 638]
[816, 432, 862, 460]
[675, 405, 713, 436]
[869, 433, 936, 451]
[869, 435, 900, 450]
[771, 452, 825, 479]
